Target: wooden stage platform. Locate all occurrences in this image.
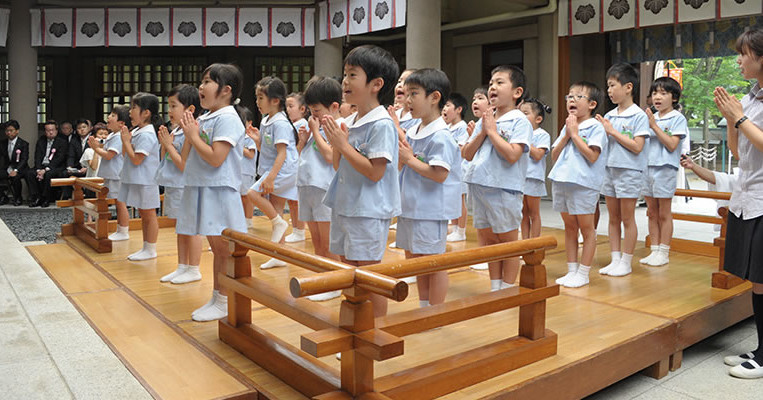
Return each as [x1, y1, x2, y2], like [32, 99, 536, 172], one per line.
[27, 217, 752, 400]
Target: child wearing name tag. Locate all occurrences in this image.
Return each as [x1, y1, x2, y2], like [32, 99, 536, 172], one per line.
[246, 76, 300, 270]
[156, 84, 203, 284]
[239, 107, 258, 229]
[398, 68, 461, 307]
[89, 106, 131, 242]
[462, 66, 533, 292]
[640, 77, 687, 267]
[442, 92, 470, 242]
[596, 63, 650, 277]
[519, 98, 552, 239]
[323, 45, 400, 317]
[550, 82, 607, 288]
[177, 63, 247, 322]
[297, 76, 345, 302]
[119, 93, 162, 261]
[285, 92, 309, 243]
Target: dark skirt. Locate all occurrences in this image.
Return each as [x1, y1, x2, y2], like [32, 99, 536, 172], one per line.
[724, 212, 763, 284]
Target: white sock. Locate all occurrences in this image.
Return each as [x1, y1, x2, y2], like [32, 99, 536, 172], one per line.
[640, 246, 659, 264]
[564, 265, 591, 288]
[260, 257, 287, 269]
[171, 265, 201, 284]
[490, 279, 502, 292]
[109, 225, 130, 241]
[500, 281, 516, 289]
[160, 264, 187, 282]
[556, 262, 578, 285]
[648, 244, 671, 266]
[117, 225, 129, 234]
[458, 227, 466, 235]
[193, 292, 228, 322]
[599, 251, 621, 275]
[608, 253, 633, 277]
[659, 244, 670, 256]
[419, 300, 430, 308]
[270, 215, 289, 243]
[192, 290, 218, 317]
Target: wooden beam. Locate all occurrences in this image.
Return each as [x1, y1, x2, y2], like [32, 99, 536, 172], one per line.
[377, 285, 559, 337]
[354, 329, 404, 361]
[674, 188, 731, 200]
[672, 213, 723, 224]
[301, 328, 355, 358]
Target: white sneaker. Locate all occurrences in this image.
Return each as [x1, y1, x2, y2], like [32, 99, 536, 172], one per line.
[725, 352, 756, 366]
[260, 257, 287, 269]
[729, 359, 763, 379]
[307, 290, 341, 301]
[446, 230, 466, 242]
[171, 266, 201, 284]
[471, 263, 489, 270]
[285, 228, 306, 243]
[108, 230, 130, 241]
[160, 265, 187, 282]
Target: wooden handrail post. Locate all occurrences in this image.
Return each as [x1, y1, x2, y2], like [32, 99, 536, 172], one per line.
[518, 250, 550, 340]
[339, 288, 376, 396]
[227, 242, 252, 327]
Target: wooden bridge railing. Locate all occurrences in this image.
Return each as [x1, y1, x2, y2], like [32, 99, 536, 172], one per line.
[219, 230, 558, 399]
[654, 189, 740, 289]
[51, 177, 112, 253]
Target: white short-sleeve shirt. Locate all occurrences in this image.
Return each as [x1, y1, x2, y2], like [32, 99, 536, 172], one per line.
[526, 128, 551, 181]
[400, 117, 461, 220]
[396, 108, 421, 132]
[120, 125, 160, 185]
[241, 136, 257, 177]
[646, 109, 688, 169]
[729, 83, 763, 220]
[182, 106, 245, 190]
[448, 120, 469, 146]
[323, 106, 401, 218]
[257, 112, 298, 179]
[548, 118, 608, 191]
[603, 104, 650, 171]
[97, 131, 123, 180]
[296, 118, 344, 190]
[462, 109, 532, 192]
[154, 127, 185, 188]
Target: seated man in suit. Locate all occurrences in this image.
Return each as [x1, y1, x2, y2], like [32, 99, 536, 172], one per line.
[25, 120, 68, 207]
[60, 118, 91, 199]
[0, 120, 29, 205]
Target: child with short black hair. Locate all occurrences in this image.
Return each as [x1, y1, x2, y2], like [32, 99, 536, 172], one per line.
[120, 93, 162, 261]
[156, 84, 203, 284]
[398, 68, 461, 306]
[442, 92, 469, 242]
[394, 69, 420, 133]
[466, 87, 490, 271]
[285, 92, 309, 243]
[323, 44, 400, 317]
[640, 77, 687, 267]
[90, 106, 131, 241]
[80, 123, 109, 178]
[550, 82, 607, 288]
[596, 63, 650, 277]
[519, 98, 552, 239]
[462, 66, 533, 292]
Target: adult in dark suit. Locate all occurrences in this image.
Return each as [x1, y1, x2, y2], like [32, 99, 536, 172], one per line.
[0, 120, 29, 206]
[60, 118, 91, 199]
[25, 120, 68, 207]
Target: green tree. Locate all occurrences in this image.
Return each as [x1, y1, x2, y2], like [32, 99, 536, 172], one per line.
[680, 56, 750, 129]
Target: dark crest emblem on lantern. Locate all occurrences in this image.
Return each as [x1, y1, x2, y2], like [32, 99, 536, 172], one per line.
[375, 1, 390, 19]
[244, 21, 263, 37]
[684, 0, 710, 9]
[276, 21, 296, 37]
[49, 22, 68, 38]
[644, 0, 669, 14]
[113, 22, 131, 37]
[145, 21, 164, 37]
[608, 0, 630, 19]
[81, 22, 99, 38]
[178, 21, 197, 37]
[211, 21, 229, 37]
[332, 11, 344, 28]
[575, 4, 596, 24]
[353, 7, 366, 24]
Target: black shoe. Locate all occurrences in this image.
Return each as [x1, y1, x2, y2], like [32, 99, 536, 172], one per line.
[29, 198, 41, 207]
[12, 198, 22, 206]
[41, 201, 50, 208]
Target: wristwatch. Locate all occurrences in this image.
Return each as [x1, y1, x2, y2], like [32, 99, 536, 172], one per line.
[735, 115, 749, 129]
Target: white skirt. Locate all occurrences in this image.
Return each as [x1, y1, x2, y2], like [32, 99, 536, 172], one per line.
[163, 187, 183, 219]
[176, 186, 247, 236]
[118, 183, 160, 210]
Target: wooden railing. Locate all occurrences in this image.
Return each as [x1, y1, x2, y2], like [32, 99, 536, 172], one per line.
[654, 189, 740, 289]
[51, 177, 112, 253]
[220, 230, 558, 399]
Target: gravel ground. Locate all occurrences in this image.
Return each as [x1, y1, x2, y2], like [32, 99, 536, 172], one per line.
[0, 206, 73, 243]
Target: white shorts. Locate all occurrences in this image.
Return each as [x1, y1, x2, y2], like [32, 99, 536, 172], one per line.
[176, 186, 246, 236]
[298, 186, 331, 222]
[163, 187, 183, 219]
[118, 183, 160, 210]
[103, 179, 120, 200]
[329, 213, 391, 261]
[524, 178, 547, 197]
[396, 217, 447, 254]
[601, 167, 643, 199]
[642, 166, 678, 199]
[552, 181, 600, 215]
[469, 184, 522, 234]
[240, 174, 256, 196]
[251, 170, 298, 201]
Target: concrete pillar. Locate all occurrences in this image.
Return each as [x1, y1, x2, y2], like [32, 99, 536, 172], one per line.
[9, 0, 38, 144]
[314, 12, 343, 79]
[405, 0, 441, 69]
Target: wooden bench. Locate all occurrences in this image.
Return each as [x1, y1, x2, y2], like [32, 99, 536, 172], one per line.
[219, 229, 558, 399]
[646, 188, 741, 289]
[52, 177, 112, 253]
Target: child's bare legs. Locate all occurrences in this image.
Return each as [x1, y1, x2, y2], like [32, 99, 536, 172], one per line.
[556, 213, 580, 285]
[242, 195, 254, 227]
[607, 198, 637, 277]
[166, 233, 203, 284]
[647, 198, 674, 266]
[259, 194, 289, 269]
[498, 230, 520, 286]
[481, 228, 519, 291]
[458, 195, 467, 229]
[127, 208, 158, 261]
[470, 228, 489, 270]
[108, 200, 131, 241]
[521, 197, 531, 240]
[562, 214, 596, 288]
[306, 221, 341, 301]
[447, 195, 468, 242]
[642, 197, 661, 264]
[247, 190, 289, 243]
[287, 200, 305, 230]
[600, 196, 622, 274]
[193, 235, 229, 322]
[342, 257, 388, 317]
[408, 251, 449, 306]
[523, 195, 542, 239]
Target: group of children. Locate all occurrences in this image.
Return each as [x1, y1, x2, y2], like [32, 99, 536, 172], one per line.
[90, 43, 689, 323]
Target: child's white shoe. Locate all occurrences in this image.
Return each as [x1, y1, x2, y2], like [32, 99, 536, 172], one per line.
[108, 230, 130, 241]
[271, 216, 289, 243]
[562, 265, 590, 288]
[598, 252, 621, 275]
[193, 293, 227, 322]
[555, 263, 578, 285]
[160, 265, 187, 282]
[260, 257, 287, 269]
[606, 259, 632, 277]
[285, 228, 306, 243]
[171, 265, 201, 284]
